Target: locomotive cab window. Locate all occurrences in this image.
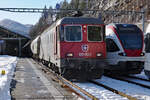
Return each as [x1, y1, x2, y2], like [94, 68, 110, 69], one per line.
[60, 25, 64, 41]
[106, 39, 120, 52]
[64, 26, 82, 42]
[88, 26, 102, 41]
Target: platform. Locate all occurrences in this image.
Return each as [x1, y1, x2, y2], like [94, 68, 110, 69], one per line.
[11, 58, 76, 100]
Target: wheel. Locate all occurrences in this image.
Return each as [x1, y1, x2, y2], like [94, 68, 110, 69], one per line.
[91, 68, 104, 79]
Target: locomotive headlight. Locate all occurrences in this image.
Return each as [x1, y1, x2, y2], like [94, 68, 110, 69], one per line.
[83, 25, 86, 28]
[123, 52, 126, 56]
[118, 52, 126, 56]
[96, 53, 102, 57]
[140, 52, 145, 56]
[66, 53, 73, 57]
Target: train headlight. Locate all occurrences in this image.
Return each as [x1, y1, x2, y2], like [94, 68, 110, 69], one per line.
[83, 25, 86, 28]
[66, 53, 73, 57]
[140, 52, 145, 56]
[118, 52, 126, 56]
[96, 53, 102, 57]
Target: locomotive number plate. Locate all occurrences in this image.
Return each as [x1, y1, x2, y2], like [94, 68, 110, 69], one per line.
[79, 53, 91, 56]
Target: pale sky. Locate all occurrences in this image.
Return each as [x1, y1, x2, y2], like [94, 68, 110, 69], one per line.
[0, 0, 70, 25]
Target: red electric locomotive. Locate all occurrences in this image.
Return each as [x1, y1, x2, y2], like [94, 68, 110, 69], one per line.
[31, 17, 106, 80]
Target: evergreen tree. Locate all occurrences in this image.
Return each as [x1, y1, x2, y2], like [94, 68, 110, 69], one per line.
[58, 0, 69, 18]
[69, 0, 79, 9]
[43, 5, 48, 19]
[79, 1, 87, 10]
[29, 6, 50, 38]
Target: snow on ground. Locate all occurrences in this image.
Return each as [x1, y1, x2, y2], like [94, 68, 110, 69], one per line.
[74, 70, 150, 100]
[74, 71, 150, 100]
[96, 76, 150, 100]
[0, 55, 150, 100]
[131, 71, 149, 80]
[74, 82, 128, 100]
[0, 55, 17, 100]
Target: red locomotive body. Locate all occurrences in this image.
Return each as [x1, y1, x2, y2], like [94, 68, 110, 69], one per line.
[60, 24, 106, 58]
[31, 17, 107, 80]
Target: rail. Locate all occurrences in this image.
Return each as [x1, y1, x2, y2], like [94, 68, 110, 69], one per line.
[89, 80, 138, 100]
[107, 75, 150, 89]
[33, 59, 98, 100]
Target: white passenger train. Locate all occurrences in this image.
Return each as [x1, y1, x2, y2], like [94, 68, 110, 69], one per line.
[144, 24, 150, 79]
[105, 23, 145, 74]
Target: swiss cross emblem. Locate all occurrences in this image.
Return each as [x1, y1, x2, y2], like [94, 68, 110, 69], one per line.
[81, 44, 88, 52]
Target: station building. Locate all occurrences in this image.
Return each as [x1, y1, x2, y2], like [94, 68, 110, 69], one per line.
[0, 25, 31, 57]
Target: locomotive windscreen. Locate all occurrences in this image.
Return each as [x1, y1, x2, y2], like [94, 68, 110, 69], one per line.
[65, 26, 82, 41]
[116, 24, 143, 49]
[88, 26, 102, 41]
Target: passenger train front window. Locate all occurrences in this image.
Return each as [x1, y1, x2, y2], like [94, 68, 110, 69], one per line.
[65, 26, 82, 42]
[117, 25, 143, 49]
[88, 26, 102, 41]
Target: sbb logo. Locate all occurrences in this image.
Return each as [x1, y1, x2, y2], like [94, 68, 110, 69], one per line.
[81, 44, 88, 52]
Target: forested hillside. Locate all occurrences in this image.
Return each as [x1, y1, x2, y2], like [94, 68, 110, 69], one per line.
[30, 0, 150, 38]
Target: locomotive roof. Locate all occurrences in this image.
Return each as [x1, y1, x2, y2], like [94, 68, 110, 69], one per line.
[56, 17, 104, 25]
[107, 23, 137, 28]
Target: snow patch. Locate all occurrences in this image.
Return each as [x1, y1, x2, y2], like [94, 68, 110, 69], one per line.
[96, 76, 150, 100]
[0, 55, 17, 100]
[74, 82, 128, 100]
[0, 19, 32, 38]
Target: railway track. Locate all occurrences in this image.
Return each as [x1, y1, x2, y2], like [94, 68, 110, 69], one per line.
[107, 75, 150, 90]
[32, 59, 142, 100]
[32, 59, 99, 100]
[126, 75, 150, 82]
[89, 80, 137, 100]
